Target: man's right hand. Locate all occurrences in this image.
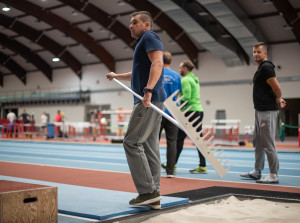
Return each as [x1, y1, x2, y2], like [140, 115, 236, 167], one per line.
[106, 72, 116, 81]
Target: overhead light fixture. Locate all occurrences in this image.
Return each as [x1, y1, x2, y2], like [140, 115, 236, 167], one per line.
[72, 10, 78, 16]
[262, 0, 273, 5]
[117, 0, 126, 6]
[198, 11, 209, 16]
[221, 34, 231, 38]
[2, 5, 11, 12]
[283, 24, 293, 30]
[52, 57, 60, 62]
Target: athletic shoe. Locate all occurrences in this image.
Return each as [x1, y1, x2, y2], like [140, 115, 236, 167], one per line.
[161, 163, 177, 171]
[189, 166, 207, 174]
[129, 191, 161, 206]
[240, 171, 261, 180]
[166, 173, 175, 178]
[147, 200, 161, 210]
[256, 175, 279, 184]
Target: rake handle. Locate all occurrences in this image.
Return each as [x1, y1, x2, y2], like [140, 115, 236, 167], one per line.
[112, 78, 180, 128]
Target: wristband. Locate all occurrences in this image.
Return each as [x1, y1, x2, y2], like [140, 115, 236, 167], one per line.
[143, 87, 153, 93]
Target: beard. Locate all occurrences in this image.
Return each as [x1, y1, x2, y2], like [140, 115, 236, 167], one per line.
[254, 57, 264, 63]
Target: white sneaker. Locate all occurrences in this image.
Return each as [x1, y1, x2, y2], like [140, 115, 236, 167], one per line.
[166, 174, 175, 178]
[256, 174, 279, 184]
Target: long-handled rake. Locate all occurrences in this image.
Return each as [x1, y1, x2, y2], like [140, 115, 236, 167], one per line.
[113, 78, 232, 178]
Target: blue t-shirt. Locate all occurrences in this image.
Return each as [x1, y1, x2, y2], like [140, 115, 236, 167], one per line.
[131, 30, 166, 104]
[163, 68, 182, 115]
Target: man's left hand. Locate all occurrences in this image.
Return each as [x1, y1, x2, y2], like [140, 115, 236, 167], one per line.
[277, 98, 286, 108]
[142, 92, 152, 107]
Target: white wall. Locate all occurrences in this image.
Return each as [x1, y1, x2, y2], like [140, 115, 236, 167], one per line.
[1, 42, 299, 133]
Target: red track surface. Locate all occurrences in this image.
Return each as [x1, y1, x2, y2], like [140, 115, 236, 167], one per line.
[1, 161, 299, 195]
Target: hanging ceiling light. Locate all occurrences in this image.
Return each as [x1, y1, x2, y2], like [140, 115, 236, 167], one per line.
[52, 57, 60, 62]
[2, 5, 11, 12]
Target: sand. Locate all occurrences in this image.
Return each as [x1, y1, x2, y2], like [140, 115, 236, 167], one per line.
[142, 196, 300, 223]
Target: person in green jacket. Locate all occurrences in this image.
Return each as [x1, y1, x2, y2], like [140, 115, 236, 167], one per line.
[176, 60, 207, 174]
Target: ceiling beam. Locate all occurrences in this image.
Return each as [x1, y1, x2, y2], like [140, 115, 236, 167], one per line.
[173, 0, 249, 65]
[1, 0, 115, 72]
[0, 72, 3, 87]
[59, 0, 136, 49]
[0, 33, 53, 82]
[124, 0, 199, 67]
[222, 0, 268, 45]
[0, 51, 26, 84]
[0, 13, 82, 78]
[272, 0, 300, 44]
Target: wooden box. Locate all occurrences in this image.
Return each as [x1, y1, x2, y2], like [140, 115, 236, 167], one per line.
[0, 180, 57, 223]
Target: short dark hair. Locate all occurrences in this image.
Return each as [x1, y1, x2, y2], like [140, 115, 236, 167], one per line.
[182, 60, 195, 71]
[163, 51, 172, 65]
[131, 11, 153, 29]
[254, 42, 267, 50]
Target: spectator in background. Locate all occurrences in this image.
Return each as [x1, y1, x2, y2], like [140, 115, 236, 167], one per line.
[19, 109, 31, 124]
[55, 110, 62, 137]
[7, 109, 16, 123]
[40, 112, 48, 135]
[56, 110, 62, 122]
[117, 108, 125, 137]
[159, 51, 182, 178]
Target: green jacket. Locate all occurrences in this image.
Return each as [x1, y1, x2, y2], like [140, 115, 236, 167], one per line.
[179, 72, 203, 112]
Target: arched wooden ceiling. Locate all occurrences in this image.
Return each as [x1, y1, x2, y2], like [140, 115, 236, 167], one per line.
[0, 13, 82, 78]
[2, 0, 115, 72]
[0, 0, 299, 86]
[124, 0, 199, 67]
[0, 51, 26, 85]
[0, 32, 52, 81]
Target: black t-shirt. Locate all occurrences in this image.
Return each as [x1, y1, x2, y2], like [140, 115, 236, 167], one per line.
[253, 61, 278, 111]
[20, 113, 30, 123]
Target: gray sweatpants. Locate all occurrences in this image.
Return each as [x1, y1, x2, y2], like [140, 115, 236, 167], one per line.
[253, 110, 279, 173]
[123, 102, 164, 194]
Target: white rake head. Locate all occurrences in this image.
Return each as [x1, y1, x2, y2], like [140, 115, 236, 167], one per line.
[164, 90, 233, 178]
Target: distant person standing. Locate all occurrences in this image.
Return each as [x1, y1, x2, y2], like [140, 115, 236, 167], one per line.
[241, 42, 286, 184]
[116, 108, 125, 137]
[55, 110, 62, 122]
[55, 110, 62, 137]
[7, 109, 16, 123]
[41, 112, 48, 126]
[159, 51, 182, 178]
[176, 60, 207, 174]
[19, 109, 31, 124]
[40, 112, 48, 135]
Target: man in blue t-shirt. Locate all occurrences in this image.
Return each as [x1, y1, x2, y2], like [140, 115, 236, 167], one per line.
[159, 51, 182, 178]
[106, 11, 166, 210]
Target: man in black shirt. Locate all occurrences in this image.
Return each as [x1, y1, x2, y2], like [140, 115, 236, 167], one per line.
[19, 109, 31, 124]
[241, 42, 286, 184]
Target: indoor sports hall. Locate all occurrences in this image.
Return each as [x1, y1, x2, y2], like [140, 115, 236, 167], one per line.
[0, 1, 299, 223]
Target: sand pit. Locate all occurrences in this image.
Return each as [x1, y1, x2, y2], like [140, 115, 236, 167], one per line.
[142, 196, 300, 223]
